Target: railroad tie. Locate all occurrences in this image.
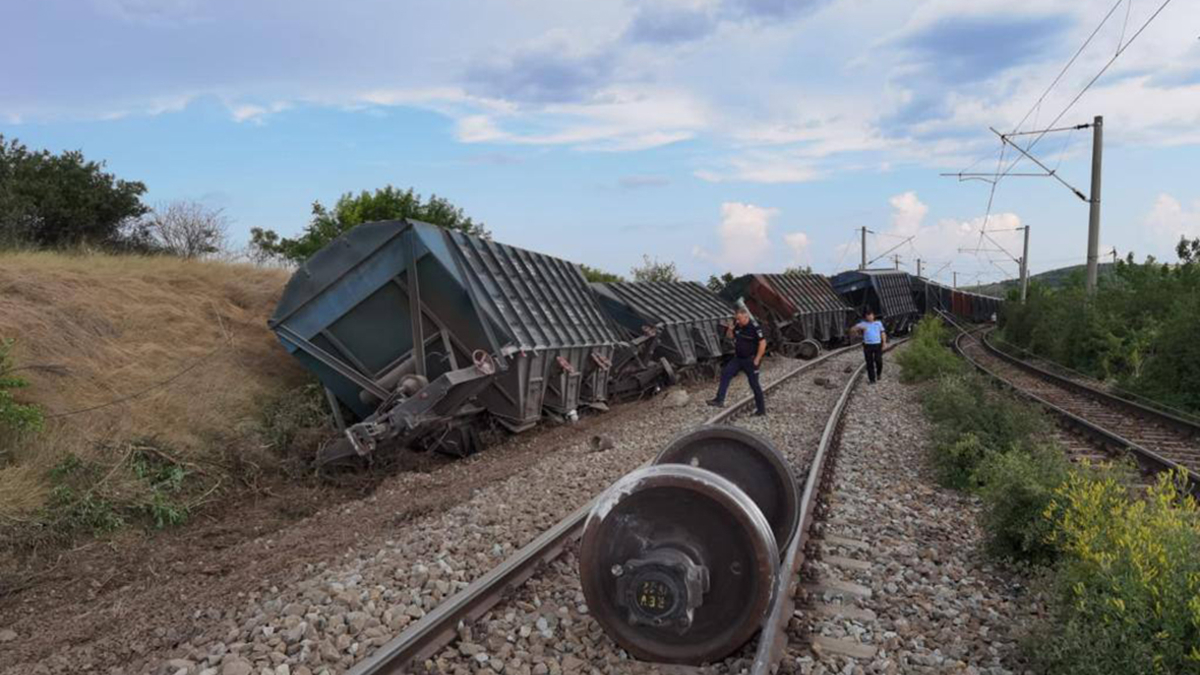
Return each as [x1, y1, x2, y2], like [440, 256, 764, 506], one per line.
[803, 577, 873, 599]
[823, 534, 870, 551]
[802, 602, 877, 622]
[824, 554, 872, 572]
[811, 635, 879, 660]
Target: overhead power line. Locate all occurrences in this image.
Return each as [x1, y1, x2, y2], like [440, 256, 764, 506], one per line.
[996, 0, 1175, 183]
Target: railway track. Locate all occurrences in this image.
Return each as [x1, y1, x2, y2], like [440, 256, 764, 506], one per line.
[952, 324, 1200, 492]
[346, 341, 897, 674]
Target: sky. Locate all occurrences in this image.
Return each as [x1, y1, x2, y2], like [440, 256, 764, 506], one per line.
[4, 0, 1200, 287]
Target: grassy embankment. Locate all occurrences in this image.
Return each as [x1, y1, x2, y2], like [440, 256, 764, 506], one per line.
[0, 251, 326, 544]
[897, 317, 1200, 674]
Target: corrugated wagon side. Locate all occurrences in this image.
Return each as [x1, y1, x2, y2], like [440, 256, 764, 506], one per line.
[911, 277, 1002, 324]
[831, 270, 919, 335]
[719, 273, 855, 359]
[269, 219, 622, 463]
[591, 281, 734, 377]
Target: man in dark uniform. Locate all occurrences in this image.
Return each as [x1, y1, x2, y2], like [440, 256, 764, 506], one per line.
[708, 307, 767, 416]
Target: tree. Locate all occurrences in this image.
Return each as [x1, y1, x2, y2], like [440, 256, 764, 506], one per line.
[0, 134, 148, 248]
[250, 186, 488, 264]
[580, 264, 625, 283]
[706, 272, 736, 293]
[784, 265, 813, 275]
[142, 201, 230, 258]
[630, 255, 680, 282]
[1177, 236, 1200, 265]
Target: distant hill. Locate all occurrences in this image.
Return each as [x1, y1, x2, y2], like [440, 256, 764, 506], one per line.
[965, 263, 1116, 297]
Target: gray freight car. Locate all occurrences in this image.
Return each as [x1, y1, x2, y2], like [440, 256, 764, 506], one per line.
[269, 219, 633, 463]
[719, 273, 856, 359]
[831, 269, 919, 334]
[591, 281, 734, 380]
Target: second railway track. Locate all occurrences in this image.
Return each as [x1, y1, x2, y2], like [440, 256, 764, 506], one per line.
[953, 323, 1200, 491]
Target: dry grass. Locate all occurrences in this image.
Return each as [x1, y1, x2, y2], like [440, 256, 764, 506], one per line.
[0, 251, 308, 520]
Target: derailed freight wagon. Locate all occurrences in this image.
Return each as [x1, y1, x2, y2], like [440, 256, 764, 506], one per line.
[831, 269, 919, 335]
[269, 219, 648, 464]
[910, 277, 1002, 323]
[591, 281, 734, 382]
[719, 273, 856, 359]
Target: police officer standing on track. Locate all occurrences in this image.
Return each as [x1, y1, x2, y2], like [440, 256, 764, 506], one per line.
[708, 307, 767, 416]
[851, 310, 886, 384]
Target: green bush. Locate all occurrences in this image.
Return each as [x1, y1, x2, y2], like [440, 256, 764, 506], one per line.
[975, 443, 1071, 563]
[896, 316, 964, 383]
[1032, 469, 1200, 674]
[930, 431, 991, 489]
[0, 338, 44, 438]
[1000, 243, 1200, 415]
[256, 382, 332, 462]
[922, 372, 1052, 489]
[1127, 290, 1200, 414]
[43, 442, 196, 535]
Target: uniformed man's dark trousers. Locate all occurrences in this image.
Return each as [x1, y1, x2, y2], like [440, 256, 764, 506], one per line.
[715, 357, 765, 413]
[863, 343, 883, 383]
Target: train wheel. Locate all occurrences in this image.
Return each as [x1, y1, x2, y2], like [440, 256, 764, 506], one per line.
[797, 338, 821, 360]
[654, 425, 800, 555]
[579, 465, 778, 664]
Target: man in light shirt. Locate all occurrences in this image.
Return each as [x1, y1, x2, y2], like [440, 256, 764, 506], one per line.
[851, 310, 886, 384]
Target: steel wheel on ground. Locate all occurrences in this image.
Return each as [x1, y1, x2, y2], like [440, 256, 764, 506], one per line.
[654, 425, 800, 555]
[579, 465, 778, 664]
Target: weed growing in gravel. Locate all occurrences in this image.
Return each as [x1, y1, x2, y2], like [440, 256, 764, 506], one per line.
[896, 316, 964, 383]
[1032, 469, 1200, 674]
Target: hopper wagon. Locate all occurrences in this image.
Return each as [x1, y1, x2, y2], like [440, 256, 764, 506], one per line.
[718, 273, 856, 359]
[910, 277, 1002, 324]
[269, 219, 657, 464]
[831, 269, 919, 335]
[591, 280, 735, 381]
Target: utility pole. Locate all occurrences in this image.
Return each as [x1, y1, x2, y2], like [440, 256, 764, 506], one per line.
[891, 254, 901, 270]
[916, 258, 922, 278]
[953, 271, 958, 289]
[1086, 115, 1103, 294]
[1020, 225, 1030, 304]
[859, 226, 867, 270]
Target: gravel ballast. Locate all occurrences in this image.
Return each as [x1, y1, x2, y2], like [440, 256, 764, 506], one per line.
[422, 349, 870, 675]
[98, 353, 849, 675]
[788, 362, 1034, 675]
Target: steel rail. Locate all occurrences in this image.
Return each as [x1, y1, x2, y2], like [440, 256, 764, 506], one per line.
[750, 338, 906, 675]
[347, 344, 860, 675]
[980, 329, 1200, 439]
[954, 328, 1199, 494]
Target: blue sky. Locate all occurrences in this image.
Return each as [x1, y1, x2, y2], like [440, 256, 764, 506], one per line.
[5, 0, 1199, 286]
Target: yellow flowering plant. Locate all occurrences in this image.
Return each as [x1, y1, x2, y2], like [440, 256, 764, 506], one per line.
[1034, 469, 1200, 674]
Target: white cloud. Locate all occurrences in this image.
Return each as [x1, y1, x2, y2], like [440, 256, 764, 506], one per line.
[694, 202, 779, 273]
[447, 86, 709, 151]
[7, 0, 1199, 206]
[1143, 193, 1200, 249]
[695, 153, 822, 183]
[865, 191, 1024, 283]
[888, 191, 928, 236]
[228, 101, 290, 124]
[783, 232, 810, 261]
